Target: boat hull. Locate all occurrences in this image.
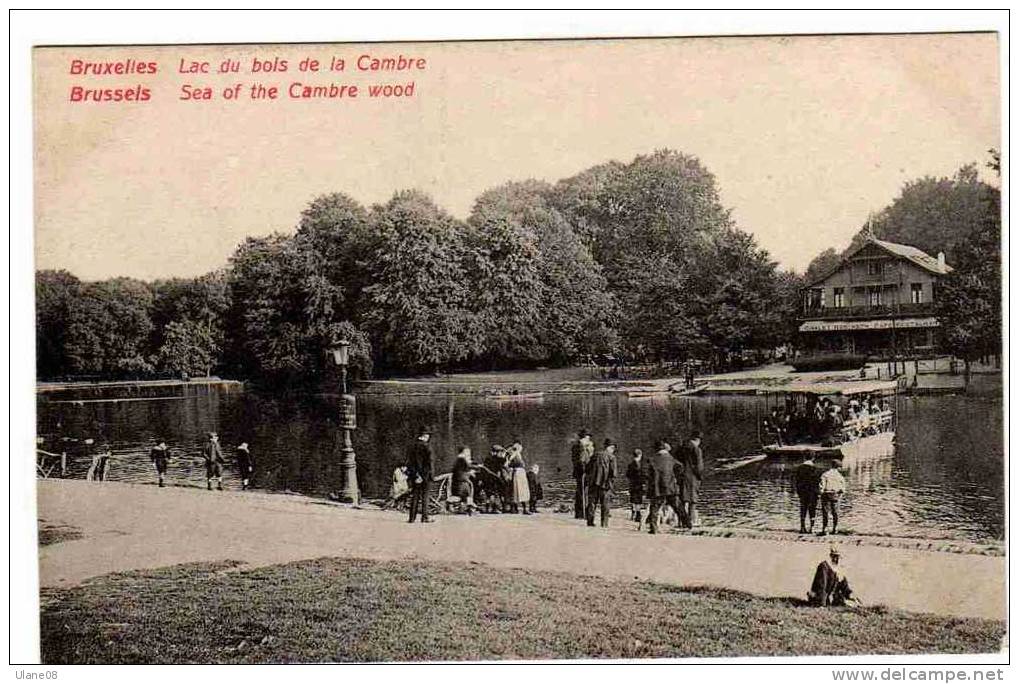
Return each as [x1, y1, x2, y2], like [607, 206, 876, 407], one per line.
[763, 431, 895, 465]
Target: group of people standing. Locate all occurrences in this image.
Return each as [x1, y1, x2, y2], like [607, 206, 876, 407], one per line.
[402, 426, 544, 524]
[146, 432, 254, 491]
[571, 429, 705, 532]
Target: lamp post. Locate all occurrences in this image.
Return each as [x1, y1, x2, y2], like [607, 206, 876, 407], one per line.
[327, 339, 360, 506]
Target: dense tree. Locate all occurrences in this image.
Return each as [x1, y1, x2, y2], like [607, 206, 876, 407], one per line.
[936, 164, 1002, 376]
[227, 234, 372, 383]
[846, 164, 998, 262]
[36, 270, 82, 379]
[362, 190, 484, 373]
[804, 248, 842, 284]
[64, 278, 154, 376]
[155, 319, 219, 377]
[469, 180, 616, 364]
[150, 271, 231, 374]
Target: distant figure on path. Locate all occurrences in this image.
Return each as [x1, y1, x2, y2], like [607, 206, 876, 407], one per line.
[678, 431, 705, 528]
[807, 545, 855, 607]
[626, 448, 646, 529]
[647, 440, 680, 534]
[794, 456, 822, 534]
[407, 426, 434, 523]
[149, 441, 170, 487]
[817, 459, 847, 536]
[585, 438, 617, 527]
[571, 429, 595, 519]
[202, 432, 225, 491]
[527, 464, 543, 513]
[236, 442, 254, 490]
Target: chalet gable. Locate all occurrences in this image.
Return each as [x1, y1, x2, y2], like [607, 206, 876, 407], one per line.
[806, 237, 952, 288]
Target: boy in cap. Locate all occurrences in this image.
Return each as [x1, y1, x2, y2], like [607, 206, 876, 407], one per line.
[150, 441, 170, 487]
[236, 442, 254, 490]
[817, 458, 847, 536]
[202, 432, 225, 491]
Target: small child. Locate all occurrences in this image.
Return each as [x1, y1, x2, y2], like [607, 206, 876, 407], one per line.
[626, 448, 647, 529]
[526, 464, 543, 513]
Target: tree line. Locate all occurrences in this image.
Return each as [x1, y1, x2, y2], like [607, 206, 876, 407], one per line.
[37, 150, 801, 384]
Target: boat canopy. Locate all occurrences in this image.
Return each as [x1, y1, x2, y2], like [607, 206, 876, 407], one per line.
[755, 380, 898, 397]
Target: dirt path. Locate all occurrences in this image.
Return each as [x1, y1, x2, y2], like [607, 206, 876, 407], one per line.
[37, 480, 1005, 620]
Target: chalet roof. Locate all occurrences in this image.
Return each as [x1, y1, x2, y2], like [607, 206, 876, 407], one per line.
[806, 237, 953, 287]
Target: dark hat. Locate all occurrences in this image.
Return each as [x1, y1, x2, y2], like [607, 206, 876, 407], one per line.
[690, 430, 702, 440]
[604, 438, 616, 447]
[579, 428, 591, 437]
[418, 425, 431, 435]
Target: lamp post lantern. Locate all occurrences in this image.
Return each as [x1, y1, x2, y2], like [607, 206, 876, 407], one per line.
[327, 339, 359, 505]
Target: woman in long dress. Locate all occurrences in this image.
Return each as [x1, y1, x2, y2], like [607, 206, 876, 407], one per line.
[507, 442, 531, 515]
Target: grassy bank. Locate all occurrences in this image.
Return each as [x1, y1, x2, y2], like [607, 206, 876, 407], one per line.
[41, 557, 1003, 663]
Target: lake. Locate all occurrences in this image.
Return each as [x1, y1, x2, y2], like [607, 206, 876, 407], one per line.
[36, 385, 1004, 543]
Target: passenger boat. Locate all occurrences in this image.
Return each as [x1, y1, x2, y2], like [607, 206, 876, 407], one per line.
[757, 380, 898, 466]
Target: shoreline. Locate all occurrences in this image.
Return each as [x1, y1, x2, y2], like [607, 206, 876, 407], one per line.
[38, 479, 1006, 620]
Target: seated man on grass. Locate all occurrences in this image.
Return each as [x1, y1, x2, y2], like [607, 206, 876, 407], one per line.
[807, 545, 856, 607]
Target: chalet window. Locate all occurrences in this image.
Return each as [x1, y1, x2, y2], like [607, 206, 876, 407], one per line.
[868, 287, 882, 306]
[833, 287, 845, 308]
[867, 261, 882, 276]
[911, 283, 923, 304]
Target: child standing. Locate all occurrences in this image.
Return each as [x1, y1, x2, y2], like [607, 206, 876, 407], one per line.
[526, 464, 543, 513]
[626, 448, 647, 529]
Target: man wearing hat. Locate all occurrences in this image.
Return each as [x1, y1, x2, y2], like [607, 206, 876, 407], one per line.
[202, 432, 225, 491]
[585, 438, 617, 527]
[678, 430, 705, 528]
[571, 429, 595, 519]
[236, 442, 254, 491]
[149, 441, 170, 487]
[406, 426, 435, 523]
[807, 544, 854, 607]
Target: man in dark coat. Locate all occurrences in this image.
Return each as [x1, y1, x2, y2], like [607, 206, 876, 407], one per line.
[202, 432, 225, 491]
[793, 456, 822, 533]
[406, 426, 435, 523]
[571, 429, 594, 519]
[585, 438, 617, 527]
[807, 545, 854, 607]
[149, 441, 169, 487]
[647, 441, 680, 534]
[678, 431, 705, 528]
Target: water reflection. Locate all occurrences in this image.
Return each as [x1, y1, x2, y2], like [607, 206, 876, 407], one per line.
[36, 388, 1004, 543]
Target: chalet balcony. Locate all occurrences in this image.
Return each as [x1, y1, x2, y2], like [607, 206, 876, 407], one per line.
[801, 302, 936, 320]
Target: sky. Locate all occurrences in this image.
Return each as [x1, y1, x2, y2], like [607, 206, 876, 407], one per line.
[34, 33, 1000, 281]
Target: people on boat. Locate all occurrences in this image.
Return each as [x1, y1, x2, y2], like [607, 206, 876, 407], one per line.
[678, 430, 705, 528]
[236, 442, 254, 490]
[406, 426, 435, 524]
[585, 438, 617, 527]
[150, 441, 170, 487]
[647, 440, 680, 535]
[794, 456, 822, 534]
[626, 448, 647, 528]
[526, 463, 543, 513]
[817, 459, 847, 536]
[807, 545, 855, 607]
[451, 446, 476, 513]
[571, 429, 595, 520]
[202, 432, 225, 491]
[507, 442, 531, 515]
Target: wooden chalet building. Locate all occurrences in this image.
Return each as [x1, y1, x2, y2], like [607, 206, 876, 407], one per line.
[799, 237, 953, 357]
